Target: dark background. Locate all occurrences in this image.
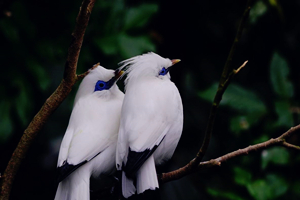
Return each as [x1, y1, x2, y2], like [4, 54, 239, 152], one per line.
[1, 0, 300, 199]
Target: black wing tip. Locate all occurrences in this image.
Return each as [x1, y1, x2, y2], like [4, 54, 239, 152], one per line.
[57, 160, 87, 182]
[123, 147, 157, 179]
[56, 151, 103, 182]
[123, 135, 166, 178]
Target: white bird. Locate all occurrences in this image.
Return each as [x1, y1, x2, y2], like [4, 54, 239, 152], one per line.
[54, 64, 124, 200]
[116, 52, 183, 198]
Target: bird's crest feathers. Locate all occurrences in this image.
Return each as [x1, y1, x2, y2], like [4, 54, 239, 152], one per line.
[118, 52, 173, 88]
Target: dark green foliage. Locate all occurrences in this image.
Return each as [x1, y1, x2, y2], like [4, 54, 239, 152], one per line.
[94, 2, 158, 58]
[1, 0, 300, 199]
[199, 83, 267, 134]
[199, 49, 299, 199]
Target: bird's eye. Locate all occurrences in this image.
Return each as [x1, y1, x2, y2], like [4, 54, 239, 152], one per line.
[99, 82, 105, 88]
[159, 67, 169, 76]
[94, 80, 107, 92]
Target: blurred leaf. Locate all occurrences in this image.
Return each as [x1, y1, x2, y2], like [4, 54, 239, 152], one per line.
[10, 1, 36, 37]
[221, 84, 267, 114]
[207, 187, 244, 200]
[247, 179, 269, 200]
[230, 116, 249, 133]
[199, 83, 267, 133]
[0, 19, 19, 42]
[274, 100, 293, 128]
[36, 40, 65, 60]
[124, 4, 158, 30]
[270, 52, 293, 99]
[261, 147, 289, 169]
[27, 60, 51, 91]
[13, 78, 33, 126]
[292, 181, 300, 197]
[250, 1, 268, 24]
[95, 35, 119, 55]
[119, 34, 155, 58]
[0, 101, 13, 143]
[247, 174, 287, 200]
[268, 0, 284, 21]
[265, 174, 288, 197]
[97, 0, 125, 34]
[198, 82, 218, 102]
[233, 167, 252, 186]
[183, 71, 197, 94]
[199, 83, 267, 115]
[269, 0, 278, 6]
[253, 134, 269, 144]
[230, 113, 263, 134]
[92, 2, 157, 59]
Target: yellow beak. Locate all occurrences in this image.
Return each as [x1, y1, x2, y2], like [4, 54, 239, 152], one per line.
[115, 70, 125, 79]
[171, 59, 181, 65]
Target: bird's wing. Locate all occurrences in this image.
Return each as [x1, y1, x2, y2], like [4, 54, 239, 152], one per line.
[57, 97, 121, 181]
[117, 79, 180, 176]
[122, 122, 170, 178]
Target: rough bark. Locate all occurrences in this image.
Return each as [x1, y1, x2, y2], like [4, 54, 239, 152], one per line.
[0, 0, 96, 199]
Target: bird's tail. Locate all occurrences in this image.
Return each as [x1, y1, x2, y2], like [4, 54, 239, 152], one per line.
[122, 171, 136, 198]
[54, 168, 90, 200]
[136, 155, 159, 194]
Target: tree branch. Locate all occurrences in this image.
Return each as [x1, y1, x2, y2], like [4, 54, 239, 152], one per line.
[0, 0, 96, 199]
[160, 124, 300, 183]
[158, 60, 247, 184]
[77, 62, 100, 81]
[159, 0, 255, 184]
[190, 0, 255, 169]
[220, 0, 254, 84]
[191, 60, 247, 169]
[281, 142, 300, 151]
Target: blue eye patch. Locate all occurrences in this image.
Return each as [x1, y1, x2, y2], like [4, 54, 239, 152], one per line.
[94, 77, 115, 92]
[159, 67, 169, 76]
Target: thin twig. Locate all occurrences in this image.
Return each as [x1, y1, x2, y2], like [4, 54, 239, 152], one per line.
[192, 60, 247, 167]
[190, 0, 255, 169]
[235, 60, 248, 73]
[0, 1, 96, 199]
[203, 124, 300, 166]
[76, 62, 99, 80]
[159, 0, 255, 183]
[279, 125, 299, 139]
[158, 2, 253, 181]
[159, 124, 300, 183]
[220, 0, 254, 84]
[158, 60, 247, 183]
[282, 142, 300, 151]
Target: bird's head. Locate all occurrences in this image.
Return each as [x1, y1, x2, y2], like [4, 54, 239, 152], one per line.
[75, 64, 124, 102]
[119, 52, 180, 86]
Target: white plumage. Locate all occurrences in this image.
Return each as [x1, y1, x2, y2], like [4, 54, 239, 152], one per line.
[54, 64, 124, 200]
[116, 52, 183, 198]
